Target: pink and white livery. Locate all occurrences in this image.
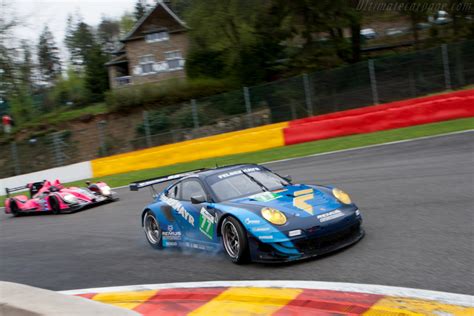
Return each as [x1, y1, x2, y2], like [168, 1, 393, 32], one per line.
[4, 180, 117, 216]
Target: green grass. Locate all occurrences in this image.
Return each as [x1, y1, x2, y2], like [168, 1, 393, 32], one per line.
[2, 117, 472, 206]
[19, 103, 108, 130]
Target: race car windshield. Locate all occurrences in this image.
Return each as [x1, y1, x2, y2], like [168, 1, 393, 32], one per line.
[209, 170, 288, 201]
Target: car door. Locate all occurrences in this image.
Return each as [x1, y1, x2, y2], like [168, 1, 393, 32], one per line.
[179, 179, 218, 243]
[162, 181, 192, 237]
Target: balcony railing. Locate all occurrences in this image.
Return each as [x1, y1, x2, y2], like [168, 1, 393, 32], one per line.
[114, 76, 131, 86]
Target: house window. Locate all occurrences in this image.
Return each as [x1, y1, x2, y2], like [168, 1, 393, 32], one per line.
[139, 55, 155, 74]
[145, 31, 169, 43]
[165, 51, 184, 70]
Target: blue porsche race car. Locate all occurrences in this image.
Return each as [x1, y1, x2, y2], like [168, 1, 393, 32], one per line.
[130, 164, 364, 263]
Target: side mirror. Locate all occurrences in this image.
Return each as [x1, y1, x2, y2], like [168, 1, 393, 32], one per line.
[191, 195, 206, 204]
[284, 175, 292, 183]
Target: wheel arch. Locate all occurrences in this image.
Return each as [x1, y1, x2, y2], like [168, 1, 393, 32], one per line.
[141, 208, 153, 227]
[216, 214, 246, 237]
[141, 205, 171, 229]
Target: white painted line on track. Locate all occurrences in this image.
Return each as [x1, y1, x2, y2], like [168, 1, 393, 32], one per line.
[112, 185, 129, 190]
[264, 129, 474, 166]
[111, 129, 474, 191]
[1, 130, 471, 196]
[60, 280, 474, 306]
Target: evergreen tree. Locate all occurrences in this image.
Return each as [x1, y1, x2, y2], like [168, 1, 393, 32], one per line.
[0, 0, 20, 96]
[84, 43, 109, 101]
[134, 0, 148, 21]
[97, 17, 121, 54]
[64, 17, 110, 102]
[19, 40, 34, 89]
[65, 21, 96, 68]
[37, 26, 62, 84]
[169, 0, 193, 15]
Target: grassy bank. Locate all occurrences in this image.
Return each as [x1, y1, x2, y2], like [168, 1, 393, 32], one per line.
[1, 117, 472, 206]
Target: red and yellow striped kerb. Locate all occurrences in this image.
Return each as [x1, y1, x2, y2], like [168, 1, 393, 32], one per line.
[73, 285, 474, 315]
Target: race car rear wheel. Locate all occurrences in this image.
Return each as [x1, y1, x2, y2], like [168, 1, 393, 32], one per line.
[221, 217, 249, 264]
[144, 212, 163, 249]
[49, 196, 60, 215]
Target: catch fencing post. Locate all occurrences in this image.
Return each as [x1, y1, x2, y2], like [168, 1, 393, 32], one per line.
[143, 110, 152, 148]
[98, 120, 107, 156]
[191, 99, 199, 129]
[243, 87, 253, 128]
[442, 44, 452, 90]
[408, 69, 417, 98]
[454, 43, 465, 87]
[368, 59, 379, 105]
[303, 73, 314, 116]
[10, 142, 21, 175]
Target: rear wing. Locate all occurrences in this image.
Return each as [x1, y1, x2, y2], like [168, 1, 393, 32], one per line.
[129, 169, 206, 191]
[5, 185, 27, 197]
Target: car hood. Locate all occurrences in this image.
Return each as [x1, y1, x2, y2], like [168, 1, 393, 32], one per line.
[224, 184, 341, 218]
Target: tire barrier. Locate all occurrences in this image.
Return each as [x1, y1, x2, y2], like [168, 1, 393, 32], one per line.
[3, 90, 469, 182]
[284, 89, 474, 145]
[91, 122, 288, 178]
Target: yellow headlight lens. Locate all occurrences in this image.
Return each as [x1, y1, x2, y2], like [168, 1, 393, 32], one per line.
[332, 188, 352, 204]
[261, 207, 287, 225]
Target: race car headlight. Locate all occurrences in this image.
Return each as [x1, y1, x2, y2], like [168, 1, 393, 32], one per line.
[101, 186, 111, 196]
[332, 188, 352, 204]
[63, 194, 78, 204]
[261, 207, 287, 225]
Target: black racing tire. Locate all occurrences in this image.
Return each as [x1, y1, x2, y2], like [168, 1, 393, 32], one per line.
[10, 200, 20, 217]
[221, 217, 250, 264]
[49, 195, 61, 214]
[143, 212, 163, 249]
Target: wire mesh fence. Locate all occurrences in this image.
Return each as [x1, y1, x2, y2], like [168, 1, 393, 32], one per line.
[1, 40, 473, 178]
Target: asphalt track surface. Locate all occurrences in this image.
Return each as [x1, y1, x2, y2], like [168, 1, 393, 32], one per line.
[0, 132, 473, 294]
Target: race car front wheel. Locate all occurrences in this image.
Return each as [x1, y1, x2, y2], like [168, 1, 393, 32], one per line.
[144, 212, 163, 249]
[49, 196, 60, 215]
[221, 217, 249, 264]
[10, 201, 20, 217]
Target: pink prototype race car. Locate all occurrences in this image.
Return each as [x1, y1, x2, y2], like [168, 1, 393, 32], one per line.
[4, 180, 117, 216]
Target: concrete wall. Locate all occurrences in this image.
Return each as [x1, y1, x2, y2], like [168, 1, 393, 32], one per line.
[0, 281, 138, 316]
[2, 89, 472, 191]
[0, 161, 92, 195]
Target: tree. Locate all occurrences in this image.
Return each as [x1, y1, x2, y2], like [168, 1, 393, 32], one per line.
[9, 86, 36, 124]
[0, 0, 20, 97]
[84, 44, 109, 101]
[19, 40, 34, 89]
[400, 0, 431, 48]
[134, 0, 148, 21]
[185, 0, 284, 83]
[37, 26, 62, 84]
[51, 68, 88, 106]
[348, 0, 363, 62]
[446, 0, 474, 39]
[97, 17, 121, 54]
[169, 0, 193, 16]
[284, 0, 355, 65]
[65, 21, 96, 68]
[119, 12, 136, 36]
